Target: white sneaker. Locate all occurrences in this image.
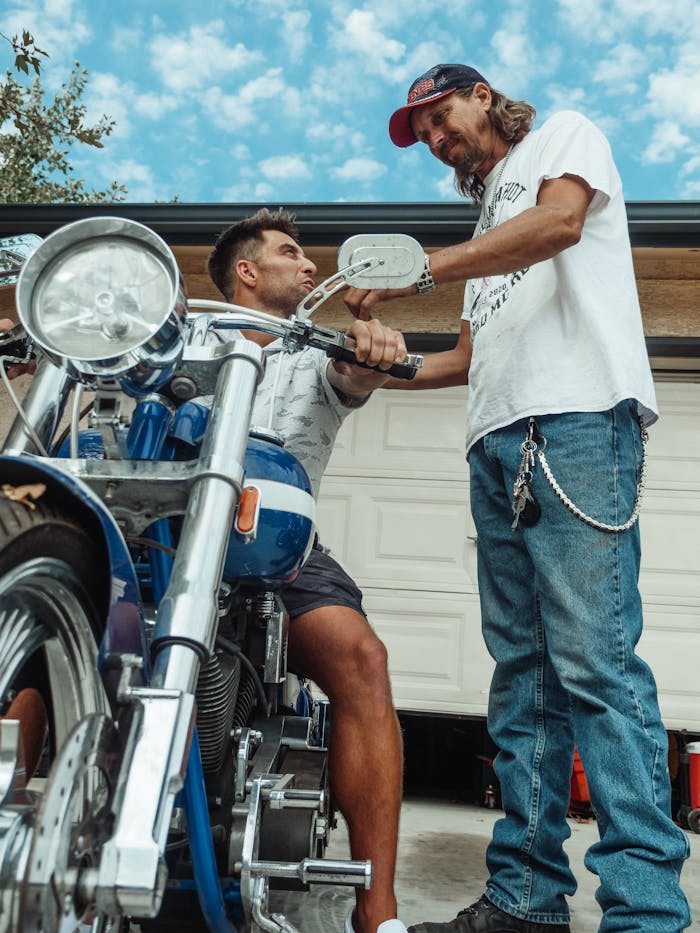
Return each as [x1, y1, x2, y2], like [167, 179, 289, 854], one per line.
[344, 910, 409, 933]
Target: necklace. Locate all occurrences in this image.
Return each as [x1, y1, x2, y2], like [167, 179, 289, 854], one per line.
[479, 144, 514, 234]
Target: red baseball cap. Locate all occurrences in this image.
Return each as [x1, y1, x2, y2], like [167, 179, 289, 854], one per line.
[389, 63, 489, 148]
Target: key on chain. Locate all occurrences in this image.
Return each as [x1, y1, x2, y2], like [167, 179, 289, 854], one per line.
[511, 476, 541, 529]
[511, 430, 541, 529]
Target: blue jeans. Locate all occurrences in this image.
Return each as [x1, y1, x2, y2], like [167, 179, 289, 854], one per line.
[469, 401, 690, 931]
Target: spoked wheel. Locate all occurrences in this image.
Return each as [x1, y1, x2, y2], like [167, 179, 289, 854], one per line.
[0, 496, 118, 932]
[0, 497, 109, 770]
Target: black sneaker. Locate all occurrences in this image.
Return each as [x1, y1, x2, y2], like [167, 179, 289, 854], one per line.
[407, 895, 571, 933]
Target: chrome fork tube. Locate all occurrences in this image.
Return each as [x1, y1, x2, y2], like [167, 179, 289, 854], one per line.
[2, 357, 73, 455]
[150, 339, 264, 692]
[93, 341, 265, 917]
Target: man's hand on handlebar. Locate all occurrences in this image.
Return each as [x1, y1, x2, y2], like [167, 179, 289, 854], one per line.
[328, 318, 408, 397]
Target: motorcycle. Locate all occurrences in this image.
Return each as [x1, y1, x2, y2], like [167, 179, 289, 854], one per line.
[0, 217, 425, 933]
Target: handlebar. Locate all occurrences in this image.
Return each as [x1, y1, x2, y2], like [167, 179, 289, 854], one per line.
[187, 300, 423, 381]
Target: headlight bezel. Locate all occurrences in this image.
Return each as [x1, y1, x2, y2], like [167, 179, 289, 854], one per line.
[16, 216, 188, 386]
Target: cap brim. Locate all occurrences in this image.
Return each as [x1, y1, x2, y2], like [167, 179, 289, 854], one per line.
[388, 88, 458, 148]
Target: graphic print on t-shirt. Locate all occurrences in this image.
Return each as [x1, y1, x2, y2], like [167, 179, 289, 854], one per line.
[468, 179, 531, 339]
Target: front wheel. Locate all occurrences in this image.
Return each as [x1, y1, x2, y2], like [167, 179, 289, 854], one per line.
[0, 496, 109, 758]
[0, 495, 112, 932]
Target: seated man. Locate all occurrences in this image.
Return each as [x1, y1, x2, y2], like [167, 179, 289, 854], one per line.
[206, 209, 407, 933]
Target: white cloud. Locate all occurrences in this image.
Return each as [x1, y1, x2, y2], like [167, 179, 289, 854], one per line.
[330, 9, 405, 80]
[132, 90, 179, 121]
[641, 120, 691, 164]
[109, 25, 142, 54]
[86, 156, 163, 200]
[557, 0, 700, 44]
[593, 42, 646, 90]
[612, 0, 698, 33]
[306, 122, 366, 153]
[259, 155, 312, 181]
[435, 172, 457, 199]
[490, 19, 538, 76]
[83, 72, 178, 137]
[541, 84, 587, 116]
[202, 68, 304, 133]
[329, 0, 480, 29]
[230, 143, 252, 162]
[680, 154, 700, 177]
[556, 0, 611, 41]
[647, 67, 700, 127]
[82, 72, 134, 137]
[149, 23, 263, 93]
[253, 181, 276, 199]
[282, 10, 312, 61]
[331, 157, 387, 183]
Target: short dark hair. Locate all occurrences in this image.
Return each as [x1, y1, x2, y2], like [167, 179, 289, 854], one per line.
[206, 207, 300, 300]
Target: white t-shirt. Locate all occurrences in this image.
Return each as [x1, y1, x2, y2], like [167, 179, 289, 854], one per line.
[199, 336, 363, 499]
[250, 341, 358, 500]
[461, 110, 657, 454]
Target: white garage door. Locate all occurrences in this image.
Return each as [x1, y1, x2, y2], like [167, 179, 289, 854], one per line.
[316, 380, 700, 731]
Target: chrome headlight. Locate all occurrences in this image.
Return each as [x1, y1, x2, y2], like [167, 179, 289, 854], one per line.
[15, 217, 187, 387]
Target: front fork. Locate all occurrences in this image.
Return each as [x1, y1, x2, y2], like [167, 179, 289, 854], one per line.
[76, 338, 368, 931]
[93, 341, 263, 920]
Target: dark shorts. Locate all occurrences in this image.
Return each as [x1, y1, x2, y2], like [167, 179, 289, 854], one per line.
[280, 546, 366, 619]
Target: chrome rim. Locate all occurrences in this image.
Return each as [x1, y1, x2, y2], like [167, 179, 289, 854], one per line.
[0, 556, 110, 933]
[0, 556, 108, 739]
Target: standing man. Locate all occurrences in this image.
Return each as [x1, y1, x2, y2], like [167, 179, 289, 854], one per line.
[206, 208, 408, 933]
[345, 65, 691, 932]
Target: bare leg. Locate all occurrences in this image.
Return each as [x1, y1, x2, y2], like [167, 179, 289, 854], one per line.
[287, 606, 403, 933]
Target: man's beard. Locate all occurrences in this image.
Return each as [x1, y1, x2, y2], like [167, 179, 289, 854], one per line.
[448, 142, 488, 193]
[259, 285, 307, 318]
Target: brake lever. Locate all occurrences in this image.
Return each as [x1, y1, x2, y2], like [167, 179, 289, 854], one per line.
[295, 257, 382, 320]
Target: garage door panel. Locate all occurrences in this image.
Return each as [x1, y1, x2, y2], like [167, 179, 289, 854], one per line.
[326, 387, 469, 481]
[646, 382, 700, 489]
[317, 477, 477, 589]
[363, 589, 493, 716]
[329, 412, 361, 459]
[639, 492, 700, 601]
[638, 603, 700, 729]
[315, 492, 352, 563]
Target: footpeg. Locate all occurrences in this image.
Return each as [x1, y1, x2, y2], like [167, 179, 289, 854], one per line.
[251, 855, 371, 889]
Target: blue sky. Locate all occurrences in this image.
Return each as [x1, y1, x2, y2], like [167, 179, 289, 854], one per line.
[2, 0, 700, 204]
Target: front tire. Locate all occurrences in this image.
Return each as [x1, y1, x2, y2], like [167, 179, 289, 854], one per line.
[0, 496, 116, 932]
[0, 496, 109, 758]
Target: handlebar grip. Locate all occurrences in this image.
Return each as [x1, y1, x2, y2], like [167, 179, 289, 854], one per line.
[328, 345, 422, 381]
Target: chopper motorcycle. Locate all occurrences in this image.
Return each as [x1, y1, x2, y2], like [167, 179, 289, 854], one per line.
[0, 217, 425, 933]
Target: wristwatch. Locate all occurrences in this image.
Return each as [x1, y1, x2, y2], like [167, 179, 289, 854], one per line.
[416, 253, 436, 295]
